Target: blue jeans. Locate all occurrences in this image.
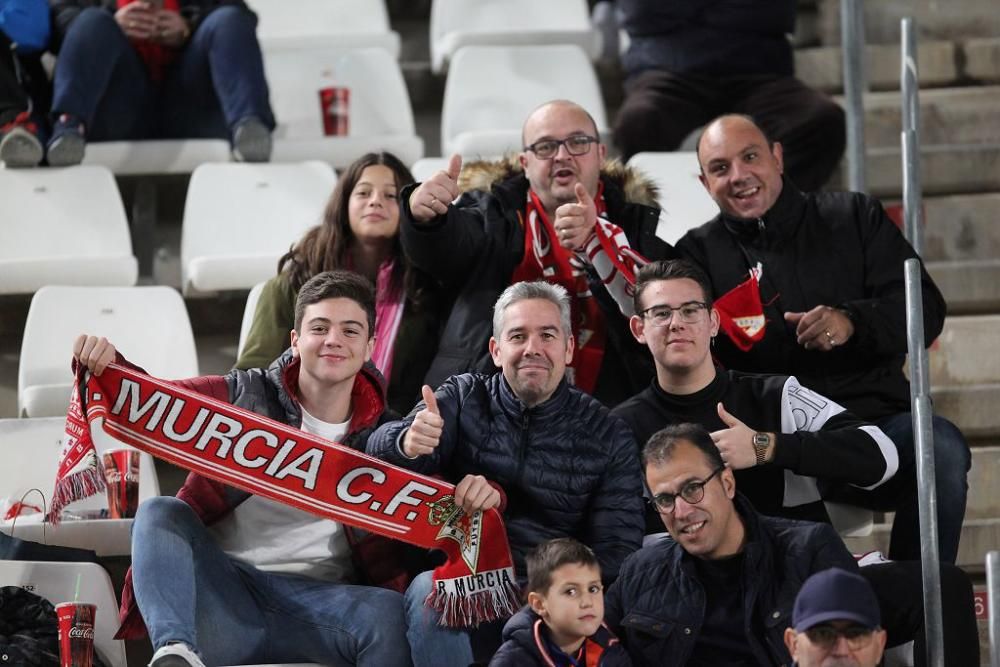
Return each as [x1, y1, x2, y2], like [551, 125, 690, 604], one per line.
[51, 6, 273, 142]
[829, 413, 970, 563]
[131, 497, 412, 666]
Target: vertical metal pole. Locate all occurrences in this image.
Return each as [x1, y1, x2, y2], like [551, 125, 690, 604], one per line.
[988, 551, 1000, 667]
[905, 258, 944, 667]
[841, 0, 867, 193]
[901, 17, 925, 255]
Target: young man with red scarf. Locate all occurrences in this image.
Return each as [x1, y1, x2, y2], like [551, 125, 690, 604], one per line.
[400, 99, 676, 407]
[72, 271, 453, 667]
[45, 0, 273, 166]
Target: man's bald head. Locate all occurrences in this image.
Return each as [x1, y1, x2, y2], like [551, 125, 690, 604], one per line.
[695, 114, 785, 221]
[521, 100, 600, 147]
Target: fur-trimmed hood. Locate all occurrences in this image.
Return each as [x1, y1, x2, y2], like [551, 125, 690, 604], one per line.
[457, 154, 661, 209]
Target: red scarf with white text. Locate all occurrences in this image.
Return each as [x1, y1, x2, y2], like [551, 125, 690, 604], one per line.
[50, 364, 519, 628]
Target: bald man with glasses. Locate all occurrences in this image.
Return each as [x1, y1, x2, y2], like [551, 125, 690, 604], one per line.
[399, 99, 676, 407]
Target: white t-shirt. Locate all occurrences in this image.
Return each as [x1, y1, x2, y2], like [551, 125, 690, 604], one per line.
[210, 407, 355, 583]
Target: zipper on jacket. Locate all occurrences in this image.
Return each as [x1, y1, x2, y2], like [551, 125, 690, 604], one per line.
[757, 218, 766, 234]
[515, 413, 530, 484]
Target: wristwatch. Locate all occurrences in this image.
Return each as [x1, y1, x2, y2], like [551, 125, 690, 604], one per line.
[752, 432, 772, 466]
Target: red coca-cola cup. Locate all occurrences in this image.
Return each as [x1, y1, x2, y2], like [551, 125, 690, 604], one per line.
[56, 602, 96, 667]
[102, 448, 140, 519]
[319, 86, 350, 136]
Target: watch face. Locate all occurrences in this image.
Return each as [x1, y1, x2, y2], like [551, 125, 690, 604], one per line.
[753, 433, 768, 447]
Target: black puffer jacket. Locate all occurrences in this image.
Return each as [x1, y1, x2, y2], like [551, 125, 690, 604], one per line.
[676, 179, 947, 420]
[366, 373, 644, 582]
[618, 0, 796, 77]
[399, 158, 675, 407]
[491, 608, 632, 667]
[604, 494, 857, 666]
[0, 586, 59, 666]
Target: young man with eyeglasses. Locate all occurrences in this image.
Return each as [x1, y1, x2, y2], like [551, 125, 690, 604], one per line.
[399, 99, 675, 407]
[784, 568, 887, 667]
[613, 259, 898, 530]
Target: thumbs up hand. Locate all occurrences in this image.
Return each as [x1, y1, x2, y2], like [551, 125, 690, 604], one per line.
[402, 385, 445, 458]
[409, 154, 463, 223]
[709, 402, 770, 469]
[553, 182, 598, 250]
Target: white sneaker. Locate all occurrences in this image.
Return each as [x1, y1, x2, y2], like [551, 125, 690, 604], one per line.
[148, 642, 206, 667]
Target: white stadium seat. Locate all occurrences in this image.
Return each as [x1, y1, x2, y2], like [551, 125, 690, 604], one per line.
[0, 166, 137, 294]
[181, 161, 336, 295]
[237, 281, 267, 359]
[265, 48, 424, 168]
[430, 0, 601, 74]
[17, 285, 198, 418]
[440, 45, 607, 158]
[0, 417, 161, 556]
[0, 561, 127, 667]
[409, 157, 449, 183]
[247, 0, 399, 56]
[82, 139, 232, 176]
[626, 151, 720, 244]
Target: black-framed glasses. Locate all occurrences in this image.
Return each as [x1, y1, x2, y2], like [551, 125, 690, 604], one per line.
[648, 466, 725, 514]
[804, 624, 877, 651]
[523, 135, 599, 159]
[638, 301, 708, 327]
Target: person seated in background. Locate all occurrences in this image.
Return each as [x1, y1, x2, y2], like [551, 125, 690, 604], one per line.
[400, 98, 675, 407]
[605, 423, 980, 667]
[236, 151, 446, 415]
[677, 113, 970, 564]
[73, 271, 445, 667]
[45, 0, 274, 166]
[784, 568, 887, 667]
[0, 0, 50, 167]
[613, 0, 844, 192]
[367, 280, 644, 666]
[490, 538, 630, 667]
[613, 259, 898, 530]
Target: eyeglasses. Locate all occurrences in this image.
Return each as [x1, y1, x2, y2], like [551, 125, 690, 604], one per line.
[638, 301, 708, 327]
[648, 466, 725, 514]
[523, 135, 599, 160]
[804, 624, 877, 651]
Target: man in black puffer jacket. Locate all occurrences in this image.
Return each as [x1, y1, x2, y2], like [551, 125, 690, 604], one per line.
[368, 280, 645, 667]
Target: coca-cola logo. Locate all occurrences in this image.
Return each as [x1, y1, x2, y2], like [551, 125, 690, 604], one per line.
[68, 626, 94, 639]
[104, 471, 138, 484]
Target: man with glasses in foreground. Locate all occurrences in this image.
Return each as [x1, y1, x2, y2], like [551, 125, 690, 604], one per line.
[605, 422, 858, 665]
[400, 99, 675, 407]
[784, 568, 887, 667]
[613, 259, 899, 530]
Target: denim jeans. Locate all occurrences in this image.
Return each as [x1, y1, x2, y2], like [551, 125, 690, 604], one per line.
[51, 6, 273, 142]
[131, 497, 412, 666]
[829, 413, 970, 563]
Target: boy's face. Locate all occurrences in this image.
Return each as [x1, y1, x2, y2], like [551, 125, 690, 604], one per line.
[528, 563, 604, 645]
[290, 297, 373, 392]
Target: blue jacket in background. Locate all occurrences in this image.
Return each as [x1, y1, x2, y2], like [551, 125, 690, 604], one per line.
[0, 0, 50, 52]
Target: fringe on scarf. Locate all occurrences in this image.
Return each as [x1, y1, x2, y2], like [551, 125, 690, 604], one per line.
[426, 567, 521, 628]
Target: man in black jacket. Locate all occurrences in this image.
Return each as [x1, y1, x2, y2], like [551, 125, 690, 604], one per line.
[613, 0, 844, 191]
[613, 259, 899, 532]
[606, 423, 980, 667]
[368, 280, 644, 667]
[676, 114, 970, 563]
[400, 99, 675, 407]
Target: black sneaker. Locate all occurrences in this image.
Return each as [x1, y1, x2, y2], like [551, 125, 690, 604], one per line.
[232, 117, 272, 163]
[47, 114, 86, 167]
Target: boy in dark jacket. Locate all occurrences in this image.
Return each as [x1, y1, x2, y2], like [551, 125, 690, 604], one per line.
[491, 538, 630, 667]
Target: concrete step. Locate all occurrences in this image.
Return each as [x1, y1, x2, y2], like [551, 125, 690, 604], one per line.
[928, 259, 1000, 316]
[840, 143, 1000, 199]
[795, 40, 958, 94]
[920, 193, 1000, 264]
[815, 0, 1000, 47]
[966, 446, 1000, 521]
[966, 38, 1000, 85]
[930, 316, 1000, 386]
[932, 383, 1000, 440]
[846, 86, 1000, 148]
[843, 517, 1000, 573]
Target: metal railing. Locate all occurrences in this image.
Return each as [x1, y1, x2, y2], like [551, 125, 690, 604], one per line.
[988, 551, 1000, 667]
[841, 0, 868, 193]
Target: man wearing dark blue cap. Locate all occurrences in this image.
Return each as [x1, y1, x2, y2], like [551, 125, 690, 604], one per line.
[784, 567, 886, 667]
